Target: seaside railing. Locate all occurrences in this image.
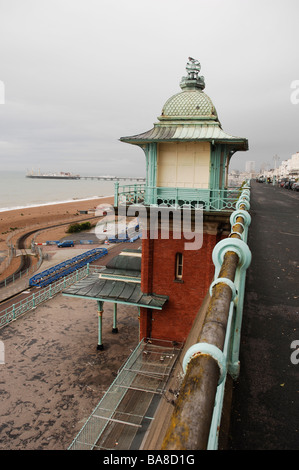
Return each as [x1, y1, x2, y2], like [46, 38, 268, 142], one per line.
[1, 264, 34, 288]
[162, 180, 252, 450]
[0, 246, 43, 289]
[114, 182, 241, 211]
[0, 264, 103, 330]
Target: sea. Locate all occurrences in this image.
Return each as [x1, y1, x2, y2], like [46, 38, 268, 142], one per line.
[0, 170, 117, 212]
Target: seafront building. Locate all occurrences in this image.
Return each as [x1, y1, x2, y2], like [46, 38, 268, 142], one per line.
[116, 58, 248, 343]
[277, 152, 299, 178]
[259, 151, 299, 181]
[62, 59, 251, 450]
[64, 58, 248, 346]
[1, 58, 297, 452]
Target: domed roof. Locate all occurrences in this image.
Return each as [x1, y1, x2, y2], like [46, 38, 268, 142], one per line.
[159, 89, 218, 120]
[158, 58, 218, 121]
[120, 58, 248, 152]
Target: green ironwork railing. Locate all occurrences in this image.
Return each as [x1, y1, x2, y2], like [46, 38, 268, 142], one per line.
[0, 265, 103, 330]
[114, 183, 241, 211]
[115, 182, 146, 206]
[162, 180, 252, 450]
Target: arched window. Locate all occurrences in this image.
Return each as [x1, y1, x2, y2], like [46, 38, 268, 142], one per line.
[175, 253, 183, 280]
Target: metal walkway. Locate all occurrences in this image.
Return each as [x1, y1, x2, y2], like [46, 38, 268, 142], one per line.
[68, 339, 183, 450]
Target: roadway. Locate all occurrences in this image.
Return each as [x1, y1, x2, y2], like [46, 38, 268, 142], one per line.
[229, 181, 299, 450]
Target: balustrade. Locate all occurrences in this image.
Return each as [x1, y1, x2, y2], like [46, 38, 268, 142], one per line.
[115, 183, 241, 211]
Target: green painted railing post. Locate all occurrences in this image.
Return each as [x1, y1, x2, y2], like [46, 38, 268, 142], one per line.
[112, 303, 118, 333]
[114, 181, 119, 206]
[32, 294, 35, 309]
[12, 304, 15, 320]
[175, 188, 179, 209]
[87, 263, 90, 275]
[134, 184, 137, 203]
[97, 300, 104, 350]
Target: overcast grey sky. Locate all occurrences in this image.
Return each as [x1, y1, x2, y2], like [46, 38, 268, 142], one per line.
[0, 0, 298, 176]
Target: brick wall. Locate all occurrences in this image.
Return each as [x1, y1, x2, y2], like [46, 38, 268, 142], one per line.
[139, 229, 219, 342]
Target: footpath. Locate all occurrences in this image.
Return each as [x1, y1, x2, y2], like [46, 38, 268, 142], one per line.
[229, 180, 299, 450]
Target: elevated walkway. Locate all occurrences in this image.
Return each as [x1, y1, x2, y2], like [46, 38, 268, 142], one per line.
[229, 181, 299, 450]
[68, 339, 183, 450]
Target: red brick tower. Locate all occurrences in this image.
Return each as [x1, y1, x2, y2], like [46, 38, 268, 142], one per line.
[117, 58, 248, 343]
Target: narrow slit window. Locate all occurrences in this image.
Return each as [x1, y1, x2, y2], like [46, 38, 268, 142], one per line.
[175, 253, 183, 280]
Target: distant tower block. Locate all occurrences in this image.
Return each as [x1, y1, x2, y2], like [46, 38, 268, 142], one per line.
[245, 161, 255, 173]
[119, 58, 248, 342]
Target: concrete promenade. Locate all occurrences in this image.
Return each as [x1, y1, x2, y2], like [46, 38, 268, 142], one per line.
[229, 180, 299, 450]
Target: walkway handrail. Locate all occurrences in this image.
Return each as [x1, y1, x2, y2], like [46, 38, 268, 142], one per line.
[0, 264, 103, 330]
[115, 183, 241, 211]
[0, 246, 43, 289]
[161, 180, 252, 450]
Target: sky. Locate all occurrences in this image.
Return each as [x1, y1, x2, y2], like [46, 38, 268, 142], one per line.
[0, 0, 298, 176]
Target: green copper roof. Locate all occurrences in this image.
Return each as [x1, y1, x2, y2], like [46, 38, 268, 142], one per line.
[120, 124, 248, 150]
[63, 273, 168, 309]
[159, 89, 218, 121]
[120, 58, 248, 150]
[62, 249, 168, 309]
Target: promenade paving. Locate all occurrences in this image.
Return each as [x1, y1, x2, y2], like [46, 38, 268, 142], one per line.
[229, 181, 299, 450]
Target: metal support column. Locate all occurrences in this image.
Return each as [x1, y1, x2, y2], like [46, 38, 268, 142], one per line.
[112, 303, 118, 334]
[114, 181, 119, 206]
[97, 300, 104, 350]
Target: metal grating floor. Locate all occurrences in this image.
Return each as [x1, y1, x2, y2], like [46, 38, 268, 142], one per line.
[68, 338, 183, 450]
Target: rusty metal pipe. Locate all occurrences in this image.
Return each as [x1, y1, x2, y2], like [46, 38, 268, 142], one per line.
[161, 209, 247, 450]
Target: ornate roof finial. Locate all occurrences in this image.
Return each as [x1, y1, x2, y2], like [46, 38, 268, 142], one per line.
[187, 57, 201, 78]
[180, 57, 205, 91]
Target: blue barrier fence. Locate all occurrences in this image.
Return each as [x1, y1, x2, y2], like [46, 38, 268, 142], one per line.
[108, 230, 142, 244]
[0, 265, 104, 330]
[29, 247, 108, 287]
[46, 240, 96, 245]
